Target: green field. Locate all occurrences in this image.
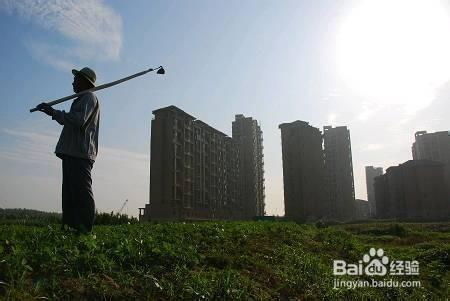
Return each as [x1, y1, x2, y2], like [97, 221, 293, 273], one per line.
[0, 221, 449, 300]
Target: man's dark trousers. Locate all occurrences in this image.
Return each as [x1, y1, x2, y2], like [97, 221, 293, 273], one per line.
[61, 155, 96, 233]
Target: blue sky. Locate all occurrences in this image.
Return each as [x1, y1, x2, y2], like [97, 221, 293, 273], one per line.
[1, 0, 450, 217]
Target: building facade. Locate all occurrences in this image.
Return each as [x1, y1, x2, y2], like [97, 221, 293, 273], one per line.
[232, 114, 265, 218]
[374, 160, 449, 220]
[412, 130, 450, 199]
[140, 106, 264, 221]
[365, 166, 383, 217]
[323, 126, 355, 221]
[354, 199, 370, 220]
[412, 131, 450, 163]
[279, 121, 327, 221]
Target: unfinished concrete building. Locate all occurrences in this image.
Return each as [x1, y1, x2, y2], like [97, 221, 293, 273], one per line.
[374, 160, 449, 220]
[412, 130, 450, 200]
[365, 166, 383, 217]
[323, 126, 356, 221]
[232, 114, 265, 218]
[279, 121, 327, 221]
[354, 199, 370, 220]
[140, 106, 264, 221]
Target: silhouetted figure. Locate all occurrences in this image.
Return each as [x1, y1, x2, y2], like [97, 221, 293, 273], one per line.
[37, 67, 100, 234]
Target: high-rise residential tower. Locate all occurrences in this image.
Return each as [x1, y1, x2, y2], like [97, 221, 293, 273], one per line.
[365, 166, 383, 217]
[279, 121, 326, 220]
[140, 106, 242, 221]
[232, 114, 265, 218]
[323, 125, 355, 221]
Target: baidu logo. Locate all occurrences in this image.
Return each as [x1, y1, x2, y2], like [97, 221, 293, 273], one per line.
[333, 247, 421, 289]
[333, 247, 418, 277]
[363, 248, 389, 276]
[333, 247, 389, 276]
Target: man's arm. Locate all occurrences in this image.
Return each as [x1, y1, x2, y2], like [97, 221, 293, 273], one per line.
[52, 93, 97, 128]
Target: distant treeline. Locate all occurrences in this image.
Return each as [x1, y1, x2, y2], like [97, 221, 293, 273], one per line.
[0, 208, 61, 225]
[0, 208, 138, 226]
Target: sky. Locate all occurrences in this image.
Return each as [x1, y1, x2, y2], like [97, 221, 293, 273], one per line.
[1, 0, 450, 217]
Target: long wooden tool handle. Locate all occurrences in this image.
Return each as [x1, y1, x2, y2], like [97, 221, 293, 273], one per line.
[30, 67, 160, 113]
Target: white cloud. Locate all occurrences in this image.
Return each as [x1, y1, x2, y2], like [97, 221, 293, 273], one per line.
[0, 128, 59, 166]
[0, 0, 122, 70]
[0, 128, 148, 172]
[355, 102, 378, 122]
[25, 42, 75, 71]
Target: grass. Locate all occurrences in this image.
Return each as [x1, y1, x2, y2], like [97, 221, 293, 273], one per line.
[0, 221, 449, 300]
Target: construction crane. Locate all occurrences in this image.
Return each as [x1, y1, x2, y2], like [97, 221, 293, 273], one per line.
[117, 199, 128, 214]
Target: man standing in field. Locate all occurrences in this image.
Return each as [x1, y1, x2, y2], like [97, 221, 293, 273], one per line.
[37, 67, 100, 234]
